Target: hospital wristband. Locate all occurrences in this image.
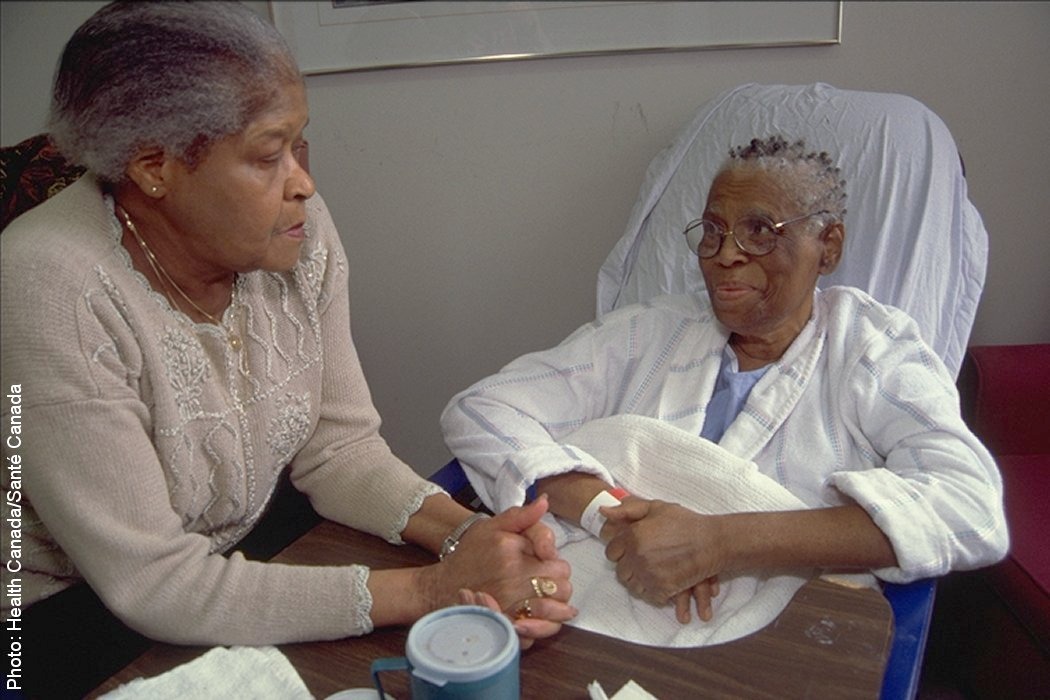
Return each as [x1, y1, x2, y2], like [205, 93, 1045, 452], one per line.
[580, 488, 629, 539]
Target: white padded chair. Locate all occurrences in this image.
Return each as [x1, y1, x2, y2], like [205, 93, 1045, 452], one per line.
[594, 81, 991, 699]
[597, 82, 987, 378]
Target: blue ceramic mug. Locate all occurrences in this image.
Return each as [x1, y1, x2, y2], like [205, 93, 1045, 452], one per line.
[371, 605, 520, 699]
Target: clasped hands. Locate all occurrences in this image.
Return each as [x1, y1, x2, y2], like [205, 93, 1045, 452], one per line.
[601, 498, 724, 624]
[437, 495, 722, 647]
[435, 495, 577, 649]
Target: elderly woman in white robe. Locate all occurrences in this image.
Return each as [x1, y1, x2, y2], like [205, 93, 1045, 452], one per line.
[441, 136, 1008, 625]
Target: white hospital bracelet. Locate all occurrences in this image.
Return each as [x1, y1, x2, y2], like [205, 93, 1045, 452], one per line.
[580, 489, 625, 539]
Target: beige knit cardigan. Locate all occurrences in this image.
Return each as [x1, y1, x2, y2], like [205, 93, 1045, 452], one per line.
[0, 175, 442, 644]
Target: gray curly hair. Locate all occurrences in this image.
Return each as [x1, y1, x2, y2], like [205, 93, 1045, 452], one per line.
[722, 136, 847, 222]
[48, 1, 301, 184]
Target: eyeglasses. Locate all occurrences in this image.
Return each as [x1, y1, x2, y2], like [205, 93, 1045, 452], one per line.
[683, 210, 830, 258]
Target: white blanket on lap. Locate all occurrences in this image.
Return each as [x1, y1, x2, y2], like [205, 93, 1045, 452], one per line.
[549, 414, 872, 648]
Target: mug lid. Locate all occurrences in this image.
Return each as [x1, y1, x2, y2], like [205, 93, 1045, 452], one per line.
[324, 690, 388, 700]
[406, 605, 519, 684]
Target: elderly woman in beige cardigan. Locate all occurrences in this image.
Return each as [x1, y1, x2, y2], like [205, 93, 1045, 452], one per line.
[0, 2, 573, 696]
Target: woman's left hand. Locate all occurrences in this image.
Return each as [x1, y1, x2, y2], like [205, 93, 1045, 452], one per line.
[671, 577, 721, 624]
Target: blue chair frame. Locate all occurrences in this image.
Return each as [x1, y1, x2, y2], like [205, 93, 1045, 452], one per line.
[881, 579, 937, 699]
[431, 458, 471, 498]
[430, 458, 936, 699]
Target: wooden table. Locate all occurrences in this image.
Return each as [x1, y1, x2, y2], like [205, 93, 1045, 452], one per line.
[92, 521, 894, 699]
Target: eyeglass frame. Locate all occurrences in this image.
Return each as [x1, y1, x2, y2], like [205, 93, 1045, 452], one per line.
[683, 209, 832, 259]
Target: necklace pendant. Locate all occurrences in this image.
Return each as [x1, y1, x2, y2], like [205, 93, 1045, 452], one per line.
[228, 332, 243, 351]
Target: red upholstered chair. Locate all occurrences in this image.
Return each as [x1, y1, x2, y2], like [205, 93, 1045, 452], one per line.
[926, 344, 1050, 697]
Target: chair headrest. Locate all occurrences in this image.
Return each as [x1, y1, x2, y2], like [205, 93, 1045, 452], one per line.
[597, 83, 987, 376]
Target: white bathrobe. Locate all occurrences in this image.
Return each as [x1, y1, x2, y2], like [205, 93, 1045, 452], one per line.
[442, 287, 1008, 584]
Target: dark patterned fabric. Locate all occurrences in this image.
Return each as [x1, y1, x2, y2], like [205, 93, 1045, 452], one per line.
[1, 133, 85, 232]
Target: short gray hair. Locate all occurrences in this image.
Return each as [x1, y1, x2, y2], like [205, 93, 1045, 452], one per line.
[48, 1, 301, 184]
[721, 136, 847, 223]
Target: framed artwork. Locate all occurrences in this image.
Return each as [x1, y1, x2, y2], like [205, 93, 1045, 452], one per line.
[269, 1, 842, 75]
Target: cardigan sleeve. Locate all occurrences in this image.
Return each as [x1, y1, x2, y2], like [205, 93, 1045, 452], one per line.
[21, 399, 375, 645]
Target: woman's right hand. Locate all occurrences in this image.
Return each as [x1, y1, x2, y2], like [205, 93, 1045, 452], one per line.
[602, 498, 727, 613]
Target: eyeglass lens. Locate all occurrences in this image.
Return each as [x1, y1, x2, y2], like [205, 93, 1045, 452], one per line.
[690, 217, 778, 258]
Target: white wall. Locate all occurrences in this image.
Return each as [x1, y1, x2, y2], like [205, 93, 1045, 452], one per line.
[3, 2, 1048, 475]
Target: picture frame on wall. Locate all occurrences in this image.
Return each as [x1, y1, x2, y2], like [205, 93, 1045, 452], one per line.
[269, 1, 842, 75]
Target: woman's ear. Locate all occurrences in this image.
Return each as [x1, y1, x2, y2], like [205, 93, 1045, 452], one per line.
[818, 222, 845, 274]
[124, 147, 169, 198]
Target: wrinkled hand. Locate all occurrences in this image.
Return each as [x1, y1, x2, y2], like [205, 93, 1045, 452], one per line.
[518, 499, 560, 563]
[602, 498, 725, 621]
[434, 496, 576, 636]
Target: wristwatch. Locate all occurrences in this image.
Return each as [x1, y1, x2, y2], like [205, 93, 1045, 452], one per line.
[439, 512, 491, 560]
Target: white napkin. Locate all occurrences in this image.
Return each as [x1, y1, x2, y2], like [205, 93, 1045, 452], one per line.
[552, 415, 874, 648]
[589, 679, 659, 700]
[100, 645, 313, 699]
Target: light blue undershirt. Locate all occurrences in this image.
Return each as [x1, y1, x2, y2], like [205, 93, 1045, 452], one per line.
[700, 345, 771, 443]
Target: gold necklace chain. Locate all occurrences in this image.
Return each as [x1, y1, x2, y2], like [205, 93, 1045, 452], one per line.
[117, 204, 243, 351]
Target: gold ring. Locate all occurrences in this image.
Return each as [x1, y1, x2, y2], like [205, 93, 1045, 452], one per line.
[530, 576, 558, 598]
[513, 599, 533, 620]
